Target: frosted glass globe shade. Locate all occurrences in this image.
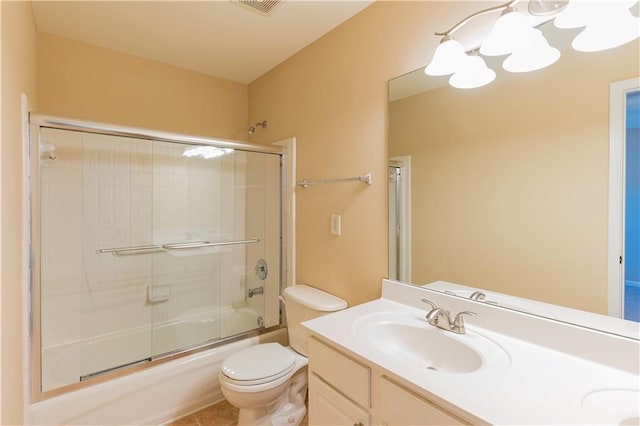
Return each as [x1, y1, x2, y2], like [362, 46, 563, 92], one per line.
[425, 38, 468, 76]
[555, 0, 638, 28]
[571, 10, 640, 52]
[480, 9, 532, 56]
[503, 29, 561, 72]
[449, 55, 496, 89]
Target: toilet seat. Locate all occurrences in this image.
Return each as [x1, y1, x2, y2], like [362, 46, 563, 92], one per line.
[221, 343, 296, 386]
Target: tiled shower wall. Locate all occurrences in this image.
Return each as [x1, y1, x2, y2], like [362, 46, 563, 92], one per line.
[38, 127, 278, 389]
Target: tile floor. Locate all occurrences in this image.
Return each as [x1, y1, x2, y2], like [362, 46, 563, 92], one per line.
[168, 399, 308, 426]
[167, 400, 238, 426]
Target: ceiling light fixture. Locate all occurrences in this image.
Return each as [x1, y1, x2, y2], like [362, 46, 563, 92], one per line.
[423, 0, 640, 89]
[554, 0, 640, 52]
[502, 28, 561, 72]
[424, 35, 468, 76]
[182, 146, 234, 159]
[480, 6, 534, 56]
[449, 52, 497, 89]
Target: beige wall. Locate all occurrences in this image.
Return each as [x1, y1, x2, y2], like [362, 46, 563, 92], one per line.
[390, 41, 639, 314]
[248, 2, 490, 306]
[5, 0, 635, 415]
[0, 25, 249, 415]
[38, 33, 248, 141]
[1, 1, 38, 423]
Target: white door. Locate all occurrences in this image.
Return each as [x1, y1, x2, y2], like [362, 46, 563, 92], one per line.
[608, 77, 640, 322]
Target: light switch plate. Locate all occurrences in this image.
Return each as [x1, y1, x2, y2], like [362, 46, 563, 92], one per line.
[331, 214, 341, 236]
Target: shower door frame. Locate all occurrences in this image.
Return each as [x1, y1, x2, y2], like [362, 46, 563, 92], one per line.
[27, 113, 290, 402]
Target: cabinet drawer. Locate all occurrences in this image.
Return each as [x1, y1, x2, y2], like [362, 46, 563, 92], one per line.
[379, 377, 468, 425]
[308, 337, 370, 408]
[309, 373, 370, 426]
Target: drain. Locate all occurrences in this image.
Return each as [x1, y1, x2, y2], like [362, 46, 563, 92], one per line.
[425, 366, 438, 371]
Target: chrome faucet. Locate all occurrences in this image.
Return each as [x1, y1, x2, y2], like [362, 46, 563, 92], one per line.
[421, 299, 476, 334]
[247, 286, 264, 298]
[426, 307, 453, 329]
[451, 310, 476, 334]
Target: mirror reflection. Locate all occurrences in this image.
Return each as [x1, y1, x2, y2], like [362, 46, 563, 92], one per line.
[388, 17, 640, 338]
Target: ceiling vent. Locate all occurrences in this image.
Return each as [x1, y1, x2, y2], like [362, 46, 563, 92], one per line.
[233, 0, 281, 16]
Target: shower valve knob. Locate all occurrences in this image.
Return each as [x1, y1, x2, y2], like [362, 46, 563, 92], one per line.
[255, 258, 268, 280]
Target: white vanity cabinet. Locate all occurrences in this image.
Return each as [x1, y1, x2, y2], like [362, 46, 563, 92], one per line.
[308, 337, 371, 425]
[303, 281, 640, 425]
[378, 377, 469, 425]
[308, 374, 370, 426]
[308, 336, 470, 426]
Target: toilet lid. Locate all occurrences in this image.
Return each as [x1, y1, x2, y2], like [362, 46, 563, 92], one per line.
[221, 343, 296, 384]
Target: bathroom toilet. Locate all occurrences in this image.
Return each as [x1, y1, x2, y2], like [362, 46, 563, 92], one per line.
[219, 284, 347, 425]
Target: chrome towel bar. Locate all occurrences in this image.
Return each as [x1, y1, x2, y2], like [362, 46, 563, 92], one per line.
[296, 173, 372, 188]
[96, 238, 260, 256]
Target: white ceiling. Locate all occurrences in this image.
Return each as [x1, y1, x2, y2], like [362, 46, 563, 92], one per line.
[31, 0, 374, 84]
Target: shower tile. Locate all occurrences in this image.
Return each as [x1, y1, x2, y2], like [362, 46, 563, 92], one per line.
[115, 170, 132, 186]
[41, 168, 61, 184]
[97, 203, 114, 224]
[96, 170, 114, 186]
[69, 150, 83, 169]
[48, 184, 71, 200]
[47, 154, 70, 169]
[98, 184, 114, 204]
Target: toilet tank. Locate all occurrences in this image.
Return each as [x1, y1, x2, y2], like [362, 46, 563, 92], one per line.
[283, 284, 347, 356]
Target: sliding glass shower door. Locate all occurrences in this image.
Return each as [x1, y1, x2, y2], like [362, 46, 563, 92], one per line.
[148, 141, 281, 356]
[37, 125, 281, 393]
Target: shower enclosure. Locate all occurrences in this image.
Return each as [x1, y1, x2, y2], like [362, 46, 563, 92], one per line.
[29, 115, 285, 397]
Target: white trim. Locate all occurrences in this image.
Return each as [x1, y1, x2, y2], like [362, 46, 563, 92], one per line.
[608, 77, 640, 318]
[21, 95, 32, 416]
[273, 138, 296, 289]
[389, 156, 411, 282]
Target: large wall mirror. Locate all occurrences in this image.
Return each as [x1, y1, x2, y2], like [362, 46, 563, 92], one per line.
[388, 15, 639, 339]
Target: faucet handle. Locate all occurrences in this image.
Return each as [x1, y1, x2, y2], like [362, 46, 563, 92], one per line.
[469, 291, 486, 301]
[420, 298, 437, 310]
[452, 311, 476, 334]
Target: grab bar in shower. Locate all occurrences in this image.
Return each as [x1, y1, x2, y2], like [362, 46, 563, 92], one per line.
[96, 238, 260, 256]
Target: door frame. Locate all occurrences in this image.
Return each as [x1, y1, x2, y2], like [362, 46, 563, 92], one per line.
[608, 77, 640, 318]
[389, 156, 411, 282]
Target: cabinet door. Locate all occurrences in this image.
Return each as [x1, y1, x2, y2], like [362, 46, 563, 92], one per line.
[309, 373, 370, 426]
[379, 377, 468, 425]
[309, 337, 370, 408]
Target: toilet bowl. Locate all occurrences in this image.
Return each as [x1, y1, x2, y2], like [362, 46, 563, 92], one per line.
[219, 284, 347, 425]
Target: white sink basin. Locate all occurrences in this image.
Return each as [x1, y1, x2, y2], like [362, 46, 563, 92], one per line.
[353, 311, 511, 374]
[581, 389, 640, 425]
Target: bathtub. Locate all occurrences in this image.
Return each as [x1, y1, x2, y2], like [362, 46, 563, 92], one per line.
[29, 309, 287, 425]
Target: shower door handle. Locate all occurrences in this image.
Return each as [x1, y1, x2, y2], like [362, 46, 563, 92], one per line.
[97, 238, 260, 256]
[95, 244, 164, 255]
[162, 238, 260, 250]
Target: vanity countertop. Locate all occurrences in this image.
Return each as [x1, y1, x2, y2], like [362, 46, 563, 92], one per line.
[301, 281, 640, 425]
